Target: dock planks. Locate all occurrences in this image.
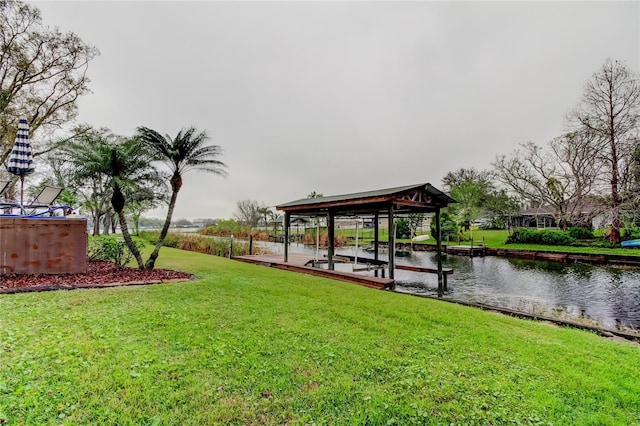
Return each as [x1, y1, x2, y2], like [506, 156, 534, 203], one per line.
[446, 245, 486, 256]
[233, 254, 395, 289]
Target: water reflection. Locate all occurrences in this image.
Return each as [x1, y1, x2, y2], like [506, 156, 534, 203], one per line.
[255, 241, 640, 333]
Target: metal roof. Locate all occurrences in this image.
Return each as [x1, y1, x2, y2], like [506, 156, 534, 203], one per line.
[276, 183, 455, 216]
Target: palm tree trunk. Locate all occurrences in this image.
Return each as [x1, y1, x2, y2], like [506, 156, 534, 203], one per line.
[117, 209, 145, 269]
[145, 189, 178, 270]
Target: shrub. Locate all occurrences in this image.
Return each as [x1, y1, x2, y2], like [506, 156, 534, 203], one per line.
[395, 218, 410, 239]
[506, 228, 576, 246]
[568, 226, 594, 240]
[88, 235, 144, 268]
[623, 226, 640, 240]
[139, 230, 182, 247]
[430, 212, 458, 240]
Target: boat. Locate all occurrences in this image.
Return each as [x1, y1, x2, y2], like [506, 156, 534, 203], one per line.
[411, 234, 430, 242]
[621, 239, 640, 248]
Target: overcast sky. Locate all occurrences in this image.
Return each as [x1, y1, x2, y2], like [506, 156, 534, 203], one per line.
[32, 1, 639, 220]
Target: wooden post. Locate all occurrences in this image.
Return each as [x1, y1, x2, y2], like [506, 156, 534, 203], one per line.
[436, 209, 444, 295]
[284, 212, 290, 263]
[374, 212, 379, 277]
[388, 204, 395, 281]
[249, 235, 253, 255]
[327, 211, 335, 270]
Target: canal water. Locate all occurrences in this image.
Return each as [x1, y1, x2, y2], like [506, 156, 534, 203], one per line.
[256, 241, 640, 334]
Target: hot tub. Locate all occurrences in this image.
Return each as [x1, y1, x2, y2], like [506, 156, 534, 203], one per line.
[0, 217, 87, 275]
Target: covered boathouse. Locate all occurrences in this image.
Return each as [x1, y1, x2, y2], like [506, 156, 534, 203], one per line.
[275, 183, 456, 292]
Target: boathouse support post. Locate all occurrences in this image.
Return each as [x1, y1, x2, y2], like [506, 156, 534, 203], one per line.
[327, 211, 335, 270]
[388, 204, 395, 281]
[374, 213, 380, 277]
[436, 209, 444, 295]
[284, 212, 290, 263]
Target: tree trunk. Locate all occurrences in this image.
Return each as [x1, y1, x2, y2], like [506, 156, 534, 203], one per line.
[92, 208, 101, 236]
[608, 111, 622, 244]
[132, 213, 140, 236]
[116, 208, 145, 269]
[145, 189, 179, 270]
[103, 213, 111, 235]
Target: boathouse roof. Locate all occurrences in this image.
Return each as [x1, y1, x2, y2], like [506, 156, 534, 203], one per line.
[276, 183, 455, 216]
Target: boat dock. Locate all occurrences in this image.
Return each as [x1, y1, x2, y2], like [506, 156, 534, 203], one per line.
[446, 244, 486, 257]
[233, 254, 395, 289]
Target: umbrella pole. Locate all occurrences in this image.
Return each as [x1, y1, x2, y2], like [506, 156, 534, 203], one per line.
[20, 176, 25, 215]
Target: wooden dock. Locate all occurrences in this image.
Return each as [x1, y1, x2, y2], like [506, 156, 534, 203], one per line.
[233, 254, 395, 289]
[446, 244, 486, 257]
[395, 264, 453, 287]
[267, 234, 304, 243]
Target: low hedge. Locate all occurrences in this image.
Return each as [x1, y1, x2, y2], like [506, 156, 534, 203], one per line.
[506, 228, 576, 246]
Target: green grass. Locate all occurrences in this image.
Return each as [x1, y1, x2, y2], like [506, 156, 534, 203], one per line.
[408, 229, 640, 257]
[291, 226, 640, 256]
[1, 248, 639, 425]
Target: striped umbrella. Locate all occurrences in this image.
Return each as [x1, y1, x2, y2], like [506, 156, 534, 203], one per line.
[6, 118, 35, 209]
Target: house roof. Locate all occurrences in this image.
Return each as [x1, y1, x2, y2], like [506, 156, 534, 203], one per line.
[276, 183, 455, 216]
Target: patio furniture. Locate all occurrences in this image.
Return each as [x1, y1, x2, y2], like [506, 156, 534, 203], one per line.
[23, 185, 63, 207]
[23, 185, 71, 216]
[0, 179, 20, 213]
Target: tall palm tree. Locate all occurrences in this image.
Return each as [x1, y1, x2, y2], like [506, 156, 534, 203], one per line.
[137, 126, 228, 270]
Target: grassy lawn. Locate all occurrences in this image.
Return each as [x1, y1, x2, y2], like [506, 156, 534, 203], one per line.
[1, 248, 639, 425]
[288, 226, 640, 256]
[405, 229, 640, 257]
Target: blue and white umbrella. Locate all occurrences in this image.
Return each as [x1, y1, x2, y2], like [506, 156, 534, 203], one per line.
[6, 118, 35, 208]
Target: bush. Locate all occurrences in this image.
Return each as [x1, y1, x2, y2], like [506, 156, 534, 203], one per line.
[88, 235, 144, 268]
[623, 226, 640, 240]
[568, 226, 594, 240]
[430, 212, 458, 240]
[395, 218, 410, 239]
[506, 228, 576, 246]
[139, 230, 182, 248]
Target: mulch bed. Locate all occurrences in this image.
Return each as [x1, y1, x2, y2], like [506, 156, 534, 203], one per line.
[0, 260, 195, 294]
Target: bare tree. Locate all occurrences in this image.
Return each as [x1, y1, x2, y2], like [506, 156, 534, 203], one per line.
[234, 199, 263, 228]
[492, 133, 599, 230]
[568, 58, 640, 243]
[0, 0, 99, 164]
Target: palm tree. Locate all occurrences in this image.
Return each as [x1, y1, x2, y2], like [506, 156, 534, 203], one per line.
[137, 126, 228, 270]
[57, 130, 162, 268]
[52, 128, 113, 236]
[257, 206, 272, 230]
[105, 138, 164, 268]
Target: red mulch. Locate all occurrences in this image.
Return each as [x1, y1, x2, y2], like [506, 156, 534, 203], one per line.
[0, 260, 195, 294]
